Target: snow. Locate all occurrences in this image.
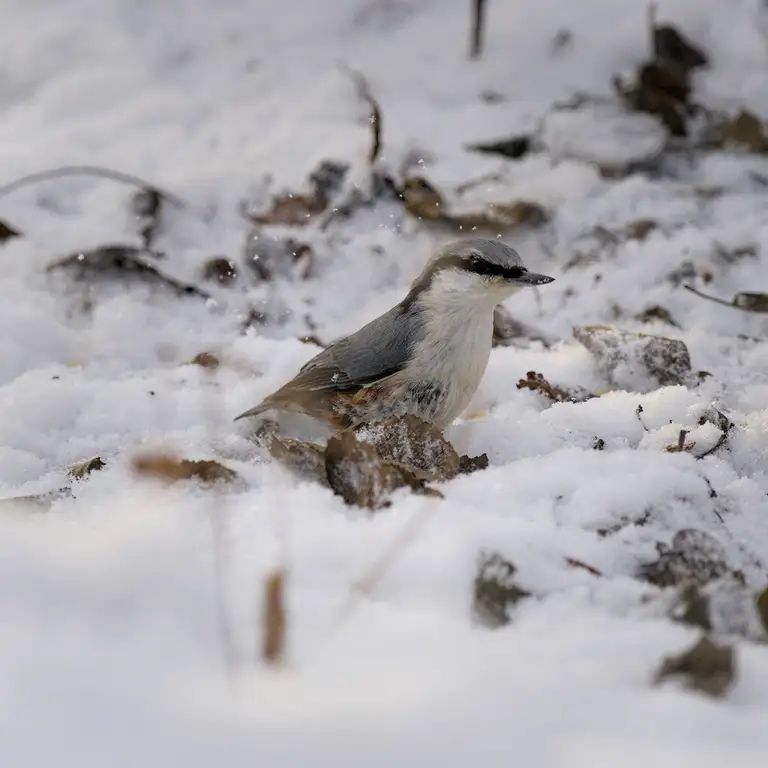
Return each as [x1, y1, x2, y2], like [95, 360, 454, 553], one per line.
[2, 0, 768, 764]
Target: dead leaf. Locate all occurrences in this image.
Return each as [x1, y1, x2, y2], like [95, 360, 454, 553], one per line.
[654, 636, 735, 698]
[466, 135, 531, 160]
[551, 28, 573, 53]
[254, 421, 328, 486]
[673, 583, 712, 631]
[472, 551, 530, 628]
[635, 305, 680, 328]
[640, 529, 742, 588]
[325, 430, 439, 510]
[713, 242, 758, 264]
[458, 452, 489, 475]
[355, 415, 486, 482]
[201, 257, 238, 284]
[244, 233, 314, 281]
[0, 219, 21, 244]
[591, 219, 658, 244]
[68, 456, 106, 480]
[402, 176, 445, 220]
[246, 160, 348, 226]
[710, 109, 768, 154]
[401, 176, 547, 233]
[131, 453, 241, 487]
[484, 200, 549, 228]
[652, 21, 708, 74]
[248, 194, 326, 226]
[261, 569, 286, 665]
[46, 245, 210, 300]
[573, 324, 692, 390]
[189, 352, 220, 370]
[516, 371, 594, 404]
[614, 61, 691, 136]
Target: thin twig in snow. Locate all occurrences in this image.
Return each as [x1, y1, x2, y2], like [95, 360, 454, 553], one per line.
[0, 165, 188, 208]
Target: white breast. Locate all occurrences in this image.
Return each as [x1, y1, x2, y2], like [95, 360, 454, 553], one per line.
[396, 269, 514, 426]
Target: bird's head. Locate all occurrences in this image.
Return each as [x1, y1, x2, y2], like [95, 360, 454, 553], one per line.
[407, 238, 555, 310]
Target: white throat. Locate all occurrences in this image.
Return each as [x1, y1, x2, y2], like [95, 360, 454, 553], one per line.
[419, 268, 520, 313]
[400, 269, 518, 425]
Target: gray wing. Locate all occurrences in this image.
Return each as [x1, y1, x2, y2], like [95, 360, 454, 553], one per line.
[289, 303, 423, 393]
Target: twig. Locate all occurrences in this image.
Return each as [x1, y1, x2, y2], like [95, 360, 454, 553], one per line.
[565, 557, 603, 577]
[0, 165, 188, 208]
[469, 0, 488, 59]
[684, 284, 768, 313]
[648, 1, 658, 56]
[339, 63, 382, 165]
[454, 171, 505, 196]
[683, 284, 741, 309]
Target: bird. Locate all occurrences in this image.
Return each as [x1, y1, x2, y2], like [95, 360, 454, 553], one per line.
[235, 238, 555, 430]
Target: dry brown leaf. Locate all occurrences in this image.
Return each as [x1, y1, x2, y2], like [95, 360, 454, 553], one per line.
[261, 569, 286, 666]
[325, 430, 440, 510]
[68, 457, 106, 480]
[614, 60, 691, 136]
[654, 636, 735, 698]
[131, 187, 163, 250]
[356, 415, 488, 482]
[131, 453, 241, 487]
[640, 529, 743, 588]
[516, 371, 594, 404]
[635, 305, 680, 328]
[402, 176, 446, 220]
[711, 109, 768, 154]
[0, 219, 21, 244]
[246, 160, 348, 227]
[201, 257, 238, 284]
[466, 135, 531, 160]
[254, 421, 329, 486]
[652, 21, 708, 73]
[244, 233, 314, 281]
[46, 245, 210, 300]
[473, 551, 531, 628]
[189, 351, 221, 370]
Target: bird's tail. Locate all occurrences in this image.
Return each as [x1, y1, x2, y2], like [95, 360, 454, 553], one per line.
[233, 400, 273, 422]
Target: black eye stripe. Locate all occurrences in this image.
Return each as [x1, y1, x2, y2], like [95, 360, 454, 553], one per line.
[467, 257, 525, 280]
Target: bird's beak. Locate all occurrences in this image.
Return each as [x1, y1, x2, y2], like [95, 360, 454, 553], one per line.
[512, 271, 555, 286]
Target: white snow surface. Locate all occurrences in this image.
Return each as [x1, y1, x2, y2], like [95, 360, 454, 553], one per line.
[2, 0, 768, 765]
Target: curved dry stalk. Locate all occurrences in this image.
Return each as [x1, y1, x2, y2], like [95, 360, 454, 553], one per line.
[0, 165, 188, 208]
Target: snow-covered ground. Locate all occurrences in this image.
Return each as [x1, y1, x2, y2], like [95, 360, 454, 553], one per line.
[2, 0, 768, 765]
